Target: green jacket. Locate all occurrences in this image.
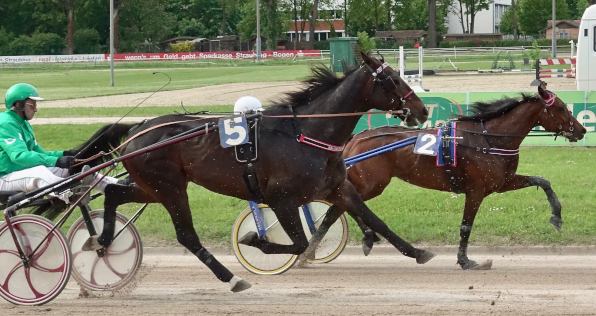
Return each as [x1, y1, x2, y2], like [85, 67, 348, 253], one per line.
[0, 110, 63, 177]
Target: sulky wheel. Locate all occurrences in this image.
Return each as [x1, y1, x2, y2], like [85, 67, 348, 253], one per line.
[232, 205, 298, 275]
[231, 201, 349, 275]
[0, 215, 71, 306]
[66, 210, 142, 291]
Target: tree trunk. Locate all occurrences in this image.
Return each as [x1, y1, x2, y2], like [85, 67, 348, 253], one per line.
[308, 0, 319, 49]
[458, 0, 467, 33]
[344, 0, 348, 36]
[293, 0, 298, 46]
[386, 0, 391, 31]
[427, 0, 437, 48]
[511, 0, 518, 39]
[469, 6, 475, 34]
[114, 8, 120, 51]
[67, 6, 74, 54]
[220, 3, 227, 35]
[374, 0, 379, 31]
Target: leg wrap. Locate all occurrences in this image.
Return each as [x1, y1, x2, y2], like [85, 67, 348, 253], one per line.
[196, 248, 233, 283]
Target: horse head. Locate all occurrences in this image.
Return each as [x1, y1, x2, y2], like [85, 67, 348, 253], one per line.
[360, 51, 428, 126]
[536, 82, 586, 142]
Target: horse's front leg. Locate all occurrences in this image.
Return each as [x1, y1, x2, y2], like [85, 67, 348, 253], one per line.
[327, 181, 435, 264]
[238, 202, 310, 255]
[497, 174, 562, 230]
[457, 192, 493, 270]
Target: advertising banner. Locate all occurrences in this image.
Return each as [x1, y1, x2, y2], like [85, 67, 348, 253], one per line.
[105, 50, 321, 61]
[355, 91, 595, 146]
[0, 54, 106, 64]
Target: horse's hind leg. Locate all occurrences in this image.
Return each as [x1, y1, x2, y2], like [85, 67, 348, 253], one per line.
[84, 184, 157, 251]
[238, 202, 310, 255]
[498, 175, 562, 230]
[327, 181, 435, 264]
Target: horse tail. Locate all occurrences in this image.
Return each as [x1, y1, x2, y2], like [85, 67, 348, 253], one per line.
[26, 197, 68, 221]
[74, 123, 136, 167]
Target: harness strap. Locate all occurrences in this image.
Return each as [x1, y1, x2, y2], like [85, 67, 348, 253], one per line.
[298, 135, 345, 152]
[457, 144, 519, 156]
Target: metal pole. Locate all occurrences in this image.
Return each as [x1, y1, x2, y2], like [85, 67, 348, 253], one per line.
[110, 0, 115, 86]
[256, 0, 261, 62]
[552, 0, 556, 57]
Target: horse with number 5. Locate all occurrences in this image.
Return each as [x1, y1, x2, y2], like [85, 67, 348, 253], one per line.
[302, 82, 586, 270]
[49, 52, 434, 292]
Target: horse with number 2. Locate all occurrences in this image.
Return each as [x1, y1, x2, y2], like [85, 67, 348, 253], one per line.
[0, 51, 431, 305]
[297, 81, 586, 271]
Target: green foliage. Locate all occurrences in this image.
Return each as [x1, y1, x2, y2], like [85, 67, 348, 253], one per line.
[177, 18, 206, 37]
[346, 0, 384, 37]
[314, 40, 330, 50]
[170, 41, 194, 52]
[30, 32, 64, 54]
[518, 0, 570, 35]
[529, 40, 541, 60]
[119, 0, 176, 53]
[238, 0, 289, 50]
[357, 31, 376, 52]
[74, 28, 102, 54]
[0, 28, 16, 55]
[499, 5, 516, 35]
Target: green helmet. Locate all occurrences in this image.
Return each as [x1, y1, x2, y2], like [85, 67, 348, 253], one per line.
[4, 83, 44, 111]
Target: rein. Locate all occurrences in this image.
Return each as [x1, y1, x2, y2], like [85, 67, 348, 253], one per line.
[261, 109, 407, 119]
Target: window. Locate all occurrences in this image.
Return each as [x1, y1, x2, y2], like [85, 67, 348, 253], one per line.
[559, 30, 568, 39]
[594, 26, 596, 52]
[319, 32, 327, 41]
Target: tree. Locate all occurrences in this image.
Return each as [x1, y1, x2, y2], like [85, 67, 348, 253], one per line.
[62, 0, 75, 54]
[118, 0, 176, 52]
[449, 0, 492, 33]
[518, 0, 569, 35]
[427, 0, 437, 47]
[308, 0, 319, 49]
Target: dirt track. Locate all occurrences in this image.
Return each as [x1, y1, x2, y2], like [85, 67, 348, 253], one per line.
[3, 248, 596, 316]
[40, 73, 578, 109]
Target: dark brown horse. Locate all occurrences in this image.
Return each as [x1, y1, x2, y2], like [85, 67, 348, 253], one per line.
[59, 52, 433, 292]
[302, 84, 586, 270]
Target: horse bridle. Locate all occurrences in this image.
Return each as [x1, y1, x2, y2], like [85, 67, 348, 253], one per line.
[542, 90, 575, 138]
[363, 61, 415, 109]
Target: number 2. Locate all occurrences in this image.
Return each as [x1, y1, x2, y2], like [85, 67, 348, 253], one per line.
[417, 134, 437, 155]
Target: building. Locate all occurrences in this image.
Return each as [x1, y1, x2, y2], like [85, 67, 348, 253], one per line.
[545, 20, 581, 39]
[287, 20, 345, 42]
[445, 0, 511, 34]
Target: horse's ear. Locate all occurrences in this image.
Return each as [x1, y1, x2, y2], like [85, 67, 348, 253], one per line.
[538, 81, 549, 99]
[361, 51, 372, 64]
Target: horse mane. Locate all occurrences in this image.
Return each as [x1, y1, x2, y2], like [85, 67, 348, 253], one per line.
[270, 63, 359, 110]
[456, 93, 540, 121]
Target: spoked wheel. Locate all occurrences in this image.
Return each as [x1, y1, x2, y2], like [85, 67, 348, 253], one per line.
[66, 210, 143, 291]
[231, 201, 349, 275]
[0, 215, 71, 306]
[232, 205, 298, 275]
[307, 201, 349, 264]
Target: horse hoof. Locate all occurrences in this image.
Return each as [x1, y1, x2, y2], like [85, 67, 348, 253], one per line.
[82, 235, 103, 251]
[229, 276, 251, 292]
[238, 232, 258, 246]
[416, 250, 436, 264]
[461, 259, 493, 270]
[362, 241, 373, 256]
[362, 236, 375, 256]
[470, 259, 493, 270]
[549, 216, 563, 231]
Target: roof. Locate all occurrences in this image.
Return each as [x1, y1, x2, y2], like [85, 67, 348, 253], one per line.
[546, 20, 581, 29]
[160, 36, 198, 45]
[375, 30, 426, 39]
[288, 20, 345, 32]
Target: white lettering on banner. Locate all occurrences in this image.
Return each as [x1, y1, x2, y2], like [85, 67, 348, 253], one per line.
[273, 52, 295, 58]
[578, 110, 596, 132]
[426, 104, 439, 117]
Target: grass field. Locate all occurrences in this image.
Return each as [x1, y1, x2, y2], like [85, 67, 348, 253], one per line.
[2, 123, 593, 249]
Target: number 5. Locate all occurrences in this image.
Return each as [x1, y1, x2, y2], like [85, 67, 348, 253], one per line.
[223, 117, 247, 146]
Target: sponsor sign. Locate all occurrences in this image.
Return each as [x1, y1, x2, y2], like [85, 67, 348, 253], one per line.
[355, 91, 596, 146]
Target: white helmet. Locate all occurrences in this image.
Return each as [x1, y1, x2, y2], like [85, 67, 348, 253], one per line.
[234, 96, 263, 114]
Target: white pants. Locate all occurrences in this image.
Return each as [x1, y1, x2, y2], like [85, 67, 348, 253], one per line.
[0, 165, 118, 193]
